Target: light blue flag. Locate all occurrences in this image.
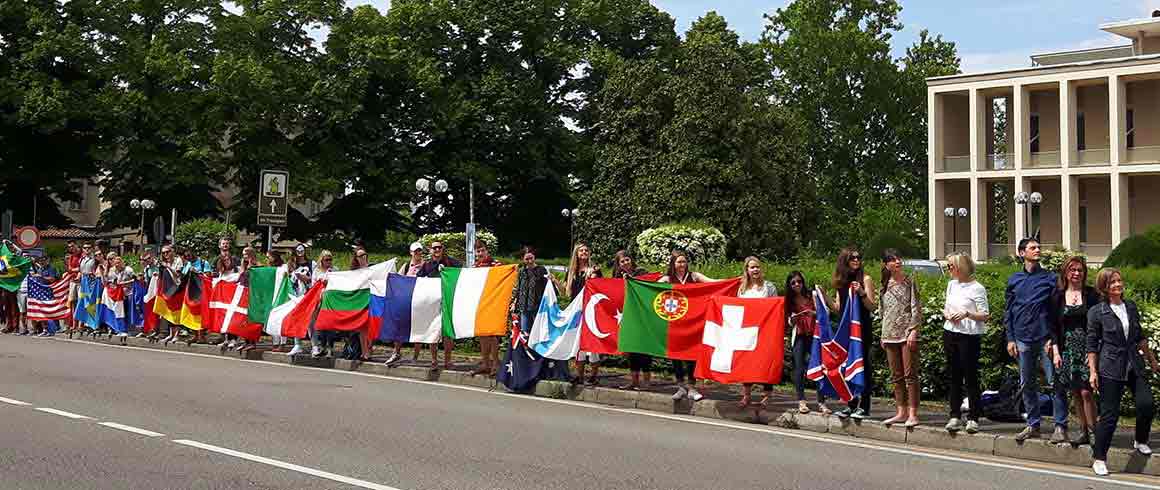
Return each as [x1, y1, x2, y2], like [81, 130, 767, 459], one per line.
[526, 284, 583, 360]
[73, 275, 103, 329]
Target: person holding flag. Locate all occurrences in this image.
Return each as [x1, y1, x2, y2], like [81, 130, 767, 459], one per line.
[469, 240, 504, 376]
[735, 257, 778, 408]
[612, 251, 654, 391]
[659, 250, 716, 402]
[785, 271, 826, 414]
[158, 245, 185, 344]
[26, 253, 60, 335]
[825, 248, 878, 420]
[64, 241, 83, 334]
[417, 241, 461, 369]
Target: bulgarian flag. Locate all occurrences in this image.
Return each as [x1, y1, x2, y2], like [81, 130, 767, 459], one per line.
[314, 262, 393, 338]
[618, 277, 742, 361]
[440, 264, 518, 339]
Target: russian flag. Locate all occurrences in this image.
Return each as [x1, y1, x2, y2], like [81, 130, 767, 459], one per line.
[377, 273, 443, 344]
[99, 282, 128, 333]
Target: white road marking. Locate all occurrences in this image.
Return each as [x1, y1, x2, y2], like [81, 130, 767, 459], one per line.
[34, 407, 91, 420]
[172, 440, 403, 490]
[0, 396, 31, 406]
[55, 337, 1160, 489]
[98, 422, 165, 437]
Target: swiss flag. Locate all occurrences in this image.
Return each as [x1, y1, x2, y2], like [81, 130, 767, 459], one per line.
[208, 279, 262, 342]
[695, 296, 785, 384]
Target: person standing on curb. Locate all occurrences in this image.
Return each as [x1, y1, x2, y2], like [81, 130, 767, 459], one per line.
[417, 241, 461, 369]
[827, 247, 877, 420]
[736, 256, 777, 408]
[659, 250, 714, 402]
[878, 250, 922, 428]
[613, 251, 653, 391]
[1087, 268, 1160, 476]
[1050, 255, 1100, 445]
[1004, 237, 1061, 442]
[470, 240, 503, 377]
[942, 253, 989, 434]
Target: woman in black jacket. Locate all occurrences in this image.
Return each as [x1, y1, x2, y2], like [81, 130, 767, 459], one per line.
[1087, 268, 1160, 476]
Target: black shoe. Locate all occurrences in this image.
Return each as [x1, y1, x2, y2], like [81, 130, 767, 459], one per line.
[835, 407, 852, 419]
[850, 408, 868, 420]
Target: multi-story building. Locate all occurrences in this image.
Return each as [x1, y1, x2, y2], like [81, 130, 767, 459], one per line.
[927, 13, 1160, 263]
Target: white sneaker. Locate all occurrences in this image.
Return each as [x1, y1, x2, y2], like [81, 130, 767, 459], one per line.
[287, 345, 303, 356]
[689, 388, 704, 402]
[1135, 442, 1153, 455]
[965, 420, 980, 434]
[945, 418, 962, 432]
[1092, 460, 1109, 476]
[672, 386, 688, 400]
[116, 332, 128, 337]
[227, 340, 237, 349]
[384, 352, 401, 366]
[310, 346, 323, 357]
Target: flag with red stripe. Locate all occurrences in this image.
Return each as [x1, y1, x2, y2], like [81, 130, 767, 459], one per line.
[27, 272, 75, 322]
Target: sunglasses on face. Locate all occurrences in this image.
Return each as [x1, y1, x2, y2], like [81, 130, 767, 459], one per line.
[850, 255, 862, 261]
[431, 245, 443, 250]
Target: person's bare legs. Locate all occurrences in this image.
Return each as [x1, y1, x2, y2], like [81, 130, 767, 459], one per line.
[442, 338, 454, 369]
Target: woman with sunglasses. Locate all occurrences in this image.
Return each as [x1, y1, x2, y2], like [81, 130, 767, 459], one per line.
[826, 247, 878, 420]
[785, 270, 826, 414]
[878, 249, 923, 427]
[345, 247, 372, 361]
[659, 250, 715, 402]
[417, 241, 461, 369]
[613, 251, 653, 390]
[311, 250, 337, 358]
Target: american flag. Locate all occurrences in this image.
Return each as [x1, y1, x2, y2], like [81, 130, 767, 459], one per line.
[27, 271, 75, 322]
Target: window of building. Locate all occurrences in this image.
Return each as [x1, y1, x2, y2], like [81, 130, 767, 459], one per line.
[67, 182, 87, 212]
[1030, 114, 1040, 153]
[1076, 112, 1086, 151]
[1127, 108, 1135, 148]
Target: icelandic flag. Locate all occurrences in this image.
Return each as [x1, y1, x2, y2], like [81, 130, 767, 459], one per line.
[127, 280, 148, 328]
[377, 273, 442, 344]
[74, 275, 103, 329]
[805, 287, 866, 402]
[99, 282, 128, 333]
[527, 284, 583, 360]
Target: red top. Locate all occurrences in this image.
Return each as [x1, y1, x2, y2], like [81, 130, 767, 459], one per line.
[67, 253, 83, 281]
[791, 299, 817, 336]
[475, 258, 502, 268]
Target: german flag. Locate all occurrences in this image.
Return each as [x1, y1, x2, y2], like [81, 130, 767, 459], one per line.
[153, 268, 185, 324]
[179, 272, 209, 331]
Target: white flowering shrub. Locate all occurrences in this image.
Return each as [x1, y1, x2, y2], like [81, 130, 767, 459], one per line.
[419, 230, 498, 260]
[635, 223, 727, 266]
[1040, 249, 1085, 272]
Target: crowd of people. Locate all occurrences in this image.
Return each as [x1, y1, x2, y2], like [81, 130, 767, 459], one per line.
[0, 235, 1155, 476]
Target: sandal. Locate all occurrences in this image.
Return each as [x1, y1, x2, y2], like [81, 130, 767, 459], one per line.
[738, 393, 751, 408]
[818, 403, 832, 415]
[798, 400, 810, 414]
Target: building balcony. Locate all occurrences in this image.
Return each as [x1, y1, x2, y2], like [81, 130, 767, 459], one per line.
[985, 153, 1013, 170]
[1076, 148, 1110, 167]
[1028, 151, 1061, 168]
[1125, 145, 1160, 165]
[940, 155, 970, 173]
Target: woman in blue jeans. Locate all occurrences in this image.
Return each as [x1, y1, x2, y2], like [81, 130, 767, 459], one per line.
[512, 247, 553, 337]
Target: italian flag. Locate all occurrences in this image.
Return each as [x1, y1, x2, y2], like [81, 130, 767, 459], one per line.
[246, 266, 292, 325]
[440, 265, 518, 339]
[618, 277, 742, 361]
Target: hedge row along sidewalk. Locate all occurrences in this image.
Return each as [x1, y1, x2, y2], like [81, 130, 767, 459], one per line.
[53, 334, 1160, 478]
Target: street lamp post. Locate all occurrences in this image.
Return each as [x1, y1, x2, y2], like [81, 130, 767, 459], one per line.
[130, 198, 156, 253]
[1029, 191, 1043, 239]
[561, 208, 579, 251]
[1014, 191, 1044, 240]
[414, 178, 449, 235]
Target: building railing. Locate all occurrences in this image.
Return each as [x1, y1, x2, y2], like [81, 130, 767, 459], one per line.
[988, 243, 1014, 259]
[1126, 145, 1160, 164]
[1076, 148, 1110, 166]
[1079, 243, 1113, 258]
[942, 242, 971, 256]
[985, 153, 1013, 170]
[941, 155, 970, 172]
[1028, 151, 1061, 168]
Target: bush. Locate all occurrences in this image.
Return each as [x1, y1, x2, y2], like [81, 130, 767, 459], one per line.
[1040, 248, 1084, 272]
[174, 219, 237, 259]
[383, 229, 419, 256]
[418, 230, 498, 261]
[1105, 234, 1160, 269]
[865, 230, 924, 261]
[635, 222, 727, 266]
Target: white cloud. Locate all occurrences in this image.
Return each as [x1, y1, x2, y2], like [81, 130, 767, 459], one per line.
[959, 34, 1129, 73]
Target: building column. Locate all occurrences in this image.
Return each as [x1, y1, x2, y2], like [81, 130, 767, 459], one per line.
[1111, 172, 1130, 243]
[1060, 80, 1076, 168]
[930, 181, 946, 260]
[1109, 75, 1125, 166]
[1014, 84, 1029, 170]
[970, 88, 985, 171]
[929, 90, 943, 173]
[970, 177, 987, 261]
[1014, 176, 1028, 241]
[1061, 175, 1080, 251]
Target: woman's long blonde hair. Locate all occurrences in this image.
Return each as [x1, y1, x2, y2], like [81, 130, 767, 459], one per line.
[565, 242, 591, 297]
[737, 256, 763, 295]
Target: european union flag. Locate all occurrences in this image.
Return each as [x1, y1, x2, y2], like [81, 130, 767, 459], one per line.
[73, 276, 103, 329]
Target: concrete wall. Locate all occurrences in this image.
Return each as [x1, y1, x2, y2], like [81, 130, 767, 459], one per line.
[942, 94, 971, 157]
[1029, 179, 1063, 247]
[1141, 37, 1160, 56]
[1079, 177, 1111, 244]
[1127, 80, 1160, 147]
[1130, 175, 1160, 233]
[1077, 85, 1110, 150]
[1029, 90, 1060, 152]
[58, 180, 102, 227]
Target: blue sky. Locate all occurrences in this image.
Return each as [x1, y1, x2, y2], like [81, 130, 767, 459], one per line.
[346, 0, 1160, 72]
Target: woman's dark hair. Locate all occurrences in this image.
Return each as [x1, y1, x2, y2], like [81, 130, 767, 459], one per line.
[519, 245, 537, 258]
[267, 251, 285, 267]
[666, 250, 691, 283]
[879, 248, 903, 291]
[832, 247, 864, 289]
[785, 271, 808, 304]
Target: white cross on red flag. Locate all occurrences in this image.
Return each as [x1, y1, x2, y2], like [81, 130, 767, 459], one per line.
[208, 279, 262, 342]
[695, 296, 785, 384]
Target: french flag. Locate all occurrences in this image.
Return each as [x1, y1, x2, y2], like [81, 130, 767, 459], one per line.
[99, 282, 128, 334]
[376, 273, 443, 344]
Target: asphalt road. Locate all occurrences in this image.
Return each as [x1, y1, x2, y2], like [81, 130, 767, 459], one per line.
[0, 337, 1156, 490]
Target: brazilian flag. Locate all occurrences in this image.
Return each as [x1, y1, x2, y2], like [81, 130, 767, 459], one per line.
[0, 243, 31, 293]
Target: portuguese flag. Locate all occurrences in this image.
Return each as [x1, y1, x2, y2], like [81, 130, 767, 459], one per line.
[618, 276, 741, 361]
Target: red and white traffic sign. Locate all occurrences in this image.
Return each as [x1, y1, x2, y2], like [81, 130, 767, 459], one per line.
[13, 226, 40, 249]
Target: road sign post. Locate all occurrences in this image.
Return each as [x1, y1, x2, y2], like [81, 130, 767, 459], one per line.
[258, 170, 289, 251]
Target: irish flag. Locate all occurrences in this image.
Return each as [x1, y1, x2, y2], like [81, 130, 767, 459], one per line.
[440, 265, 518, 339]
[618, 277, 742, 361]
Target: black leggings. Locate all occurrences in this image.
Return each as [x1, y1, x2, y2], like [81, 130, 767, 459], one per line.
[793, 333, 825, 402]
[944, 331, 982, 421]
[628, 353, 653, 372]
[1093, 369, 1155, 461]
[673, 360, 696, 383]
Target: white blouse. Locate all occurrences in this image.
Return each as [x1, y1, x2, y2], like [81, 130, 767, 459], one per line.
[943, 279, 989, 335]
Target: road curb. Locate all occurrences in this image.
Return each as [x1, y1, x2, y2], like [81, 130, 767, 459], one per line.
[53, 335, 1160, 476]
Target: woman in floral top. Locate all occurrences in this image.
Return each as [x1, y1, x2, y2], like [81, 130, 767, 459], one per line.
[879, 249, 923, 427]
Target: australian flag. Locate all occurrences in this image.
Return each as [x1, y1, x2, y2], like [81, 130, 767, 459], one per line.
[497, 315, 570, 393]
[806, 287, 866, 402]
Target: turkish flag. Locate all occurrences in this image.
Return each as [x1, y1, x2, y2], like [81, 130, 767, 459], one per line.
[695, 296, 785, 384]
[579, 278, 625, 355]
[208, 280, 262, 342]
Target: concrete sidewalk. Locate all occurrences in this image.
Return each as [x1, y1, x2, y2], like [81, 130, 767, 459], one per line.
[41, 332, 1160, 477]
